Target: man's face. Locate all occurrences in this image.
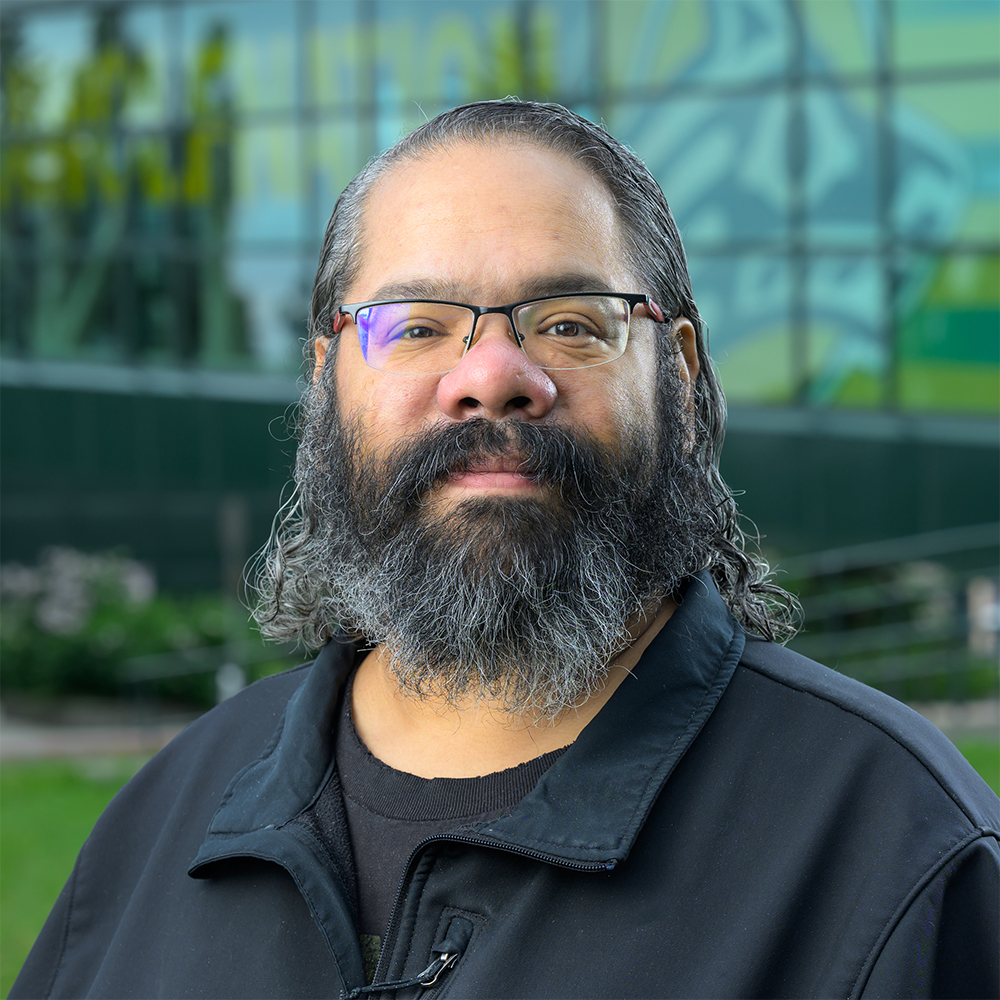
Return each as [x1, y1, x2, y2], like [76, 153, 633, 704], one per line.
[300, 140, 707, 716]
[318, 141, 689, 499]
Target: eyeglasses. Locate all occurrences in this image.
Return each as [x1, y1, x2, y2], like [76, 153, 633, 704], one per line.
[335, 293, 662, 375]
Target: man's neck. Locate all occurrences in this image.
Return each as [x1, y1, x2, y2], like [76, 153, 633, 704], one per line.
[350, 599, 676, 778]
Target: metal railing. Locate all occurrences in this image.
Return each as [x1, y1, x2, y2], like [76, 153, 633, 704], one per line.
[115, 522, 1000, 707]
[780, 523, 999, 701]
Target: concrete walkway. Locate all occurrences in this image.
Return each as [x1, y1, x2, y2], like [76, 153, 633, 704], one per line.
[1, 699, 996, 762]
[908, 698, 999, 742]
[1, 715, 191, 760]
[0, 702, 199, 761]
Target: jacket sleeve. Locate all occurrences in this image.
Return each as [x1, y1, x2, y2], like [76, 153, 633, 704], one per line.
[9, 864, 77, 999]
[861, 833, 1000, 1000]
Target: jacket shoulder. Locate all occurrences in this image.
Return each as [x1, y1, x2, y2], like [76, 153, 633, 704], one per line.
[738, 634, 999, 828]
[8, 662, 319, 999]
[150, 660, 314, 770]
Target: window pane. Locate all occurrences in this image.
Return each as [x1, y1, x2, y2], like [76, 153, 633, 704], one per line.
[804, 88, 879, 245]
[311, 117, 365, 245]
[0, 119, 297, 371]
[375, 0, 487, 108]
[181, 2, 297, 116]
[608, 94, 790, 247]
[310, 1, 360, 109]
[233, 124, 303, 244]
[806, 255, 885, 407]
[895, 79, 1000, 243]
[690, 254, 793, 404]
[893, 0, 1000, 72]
[605, 0, 789, 92]
[6, 9, 91, 132]
[0, 133, 184, 364]
[0, 103, 234, 254]
[898, 253, 1000, 414]
[6, 5, 169, 132]
[802, 0, 879, 76]
[372, 0, 593, 108]
[229, 250, 310, 374]
[118, 3, 170, 127]
[0, 237, 253, 370]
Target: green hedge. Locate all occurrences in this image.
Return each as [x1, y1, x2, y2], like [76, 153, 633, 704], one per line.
[0, 548, 298, 708]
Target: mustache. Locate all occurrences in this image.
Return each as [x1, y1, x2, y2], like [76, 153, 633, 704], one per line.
[347, 418, 643, 517]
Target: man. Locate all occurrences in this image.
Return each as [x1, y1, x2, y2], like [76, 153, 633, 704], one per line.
[13, 101, 998, 999]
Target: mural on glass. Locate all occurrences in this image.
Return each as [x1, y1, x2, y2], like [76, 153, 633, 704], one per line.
[1, 0, 996, 411]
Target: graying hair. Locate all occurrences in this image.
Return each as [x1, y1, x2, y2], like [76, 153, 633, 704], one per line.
[259, 99, 797, 645]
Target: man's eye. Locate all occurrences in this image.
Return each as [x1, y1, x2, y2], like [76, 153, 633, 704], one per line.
[539, 319, 601, 339]
[398, 324, 444, 340]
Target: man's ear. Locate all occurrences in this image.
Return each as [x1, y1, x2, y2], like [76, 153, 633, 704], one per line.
[672, 318, 700, 452]
[313, 336, 331, 384]
[673, 318, 699, 387]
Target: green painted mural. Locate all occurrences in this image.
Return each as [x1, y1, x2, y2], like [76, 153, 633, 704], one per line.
[1, 0, 996, 587]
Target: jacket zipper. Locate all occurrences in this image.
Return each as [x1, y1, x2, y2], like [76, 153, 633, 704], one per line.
[368, 832, 617, 991]
[340, 952, 458, 1000]
[341, 915, 474, 1000]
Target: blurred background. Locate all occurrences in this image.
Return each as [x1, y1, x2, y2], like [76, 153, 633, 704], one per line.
[0, 0, 997, 990]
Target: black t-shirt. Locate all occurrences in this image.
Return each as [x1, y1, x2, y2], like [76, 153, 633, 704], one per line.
[333, 673, 566, 979]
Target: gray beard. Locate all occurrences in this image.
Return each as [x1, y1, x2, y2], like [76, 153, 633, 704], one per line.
[294, 382, 715, 717]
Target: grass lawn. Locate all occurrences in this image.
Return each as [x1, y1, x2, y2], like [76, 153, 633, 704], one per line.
[2, 741, 998, 996]
[1, 757, 144, 998]
[955, 739, 1000, 797]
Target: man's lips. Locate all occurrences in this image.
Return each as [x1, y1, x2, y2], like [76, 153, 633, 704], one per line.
[444, 455, 539, 493]
[464, 456, 529, 475]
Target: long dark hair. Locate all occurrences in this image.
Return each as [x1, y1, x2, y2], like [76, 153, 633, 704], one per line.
[255, 100, 799, 645]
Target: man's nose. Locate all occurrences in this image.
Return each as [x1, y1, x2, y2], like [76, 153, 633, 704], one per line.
[435, 315, 557, 421]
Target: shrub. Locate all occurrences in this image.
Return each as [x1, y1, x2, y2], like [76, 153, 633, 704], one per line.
[0, 548, 296, 707]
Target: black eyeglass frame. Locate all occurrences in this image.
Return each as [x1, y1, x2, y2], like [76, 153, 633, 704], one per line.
[335, 292, 665, 371]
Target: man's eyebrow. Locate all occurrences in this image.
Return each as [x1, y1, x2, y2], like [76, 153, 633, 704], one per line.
[364, 273, 620, 304]
[365, 279, 457, 301]
[517, 274, 619, 300]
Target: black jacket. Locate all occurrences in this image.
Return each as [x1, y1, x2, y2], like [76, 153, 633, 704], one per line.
[12, 575, 1000, 999]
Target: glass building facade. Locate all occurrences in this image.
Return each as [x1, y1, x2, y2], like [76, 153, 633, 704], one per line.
[1, 0, 997, 587]
[2, 0, 997, 409]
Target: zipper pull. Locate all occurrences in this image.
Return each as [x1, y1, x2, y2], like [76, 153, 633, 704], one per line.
[421, 917, 474, 986]
[413, 951, 456, 989]
[340, 917, 472, 999]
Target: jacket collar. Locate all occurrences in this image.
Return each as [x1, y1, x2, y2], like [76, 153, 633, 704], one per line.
[190, 571, 743, 872]
[475, 571, 745, 865]
[191, 635, 353, 849]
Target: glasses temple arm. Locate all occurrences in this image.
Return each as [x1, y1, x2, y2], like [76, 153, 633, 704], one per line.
[644, 298, 667, 323]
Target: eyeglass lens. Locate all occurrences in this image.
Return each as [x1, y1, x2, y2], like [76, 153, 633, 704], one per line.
[354, 296, 631, 373]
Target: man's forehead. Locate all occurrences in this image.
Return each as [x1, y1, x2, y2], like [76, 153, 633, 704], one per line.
[363, 272, 623, 306]
[348, 141, 637, 304]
